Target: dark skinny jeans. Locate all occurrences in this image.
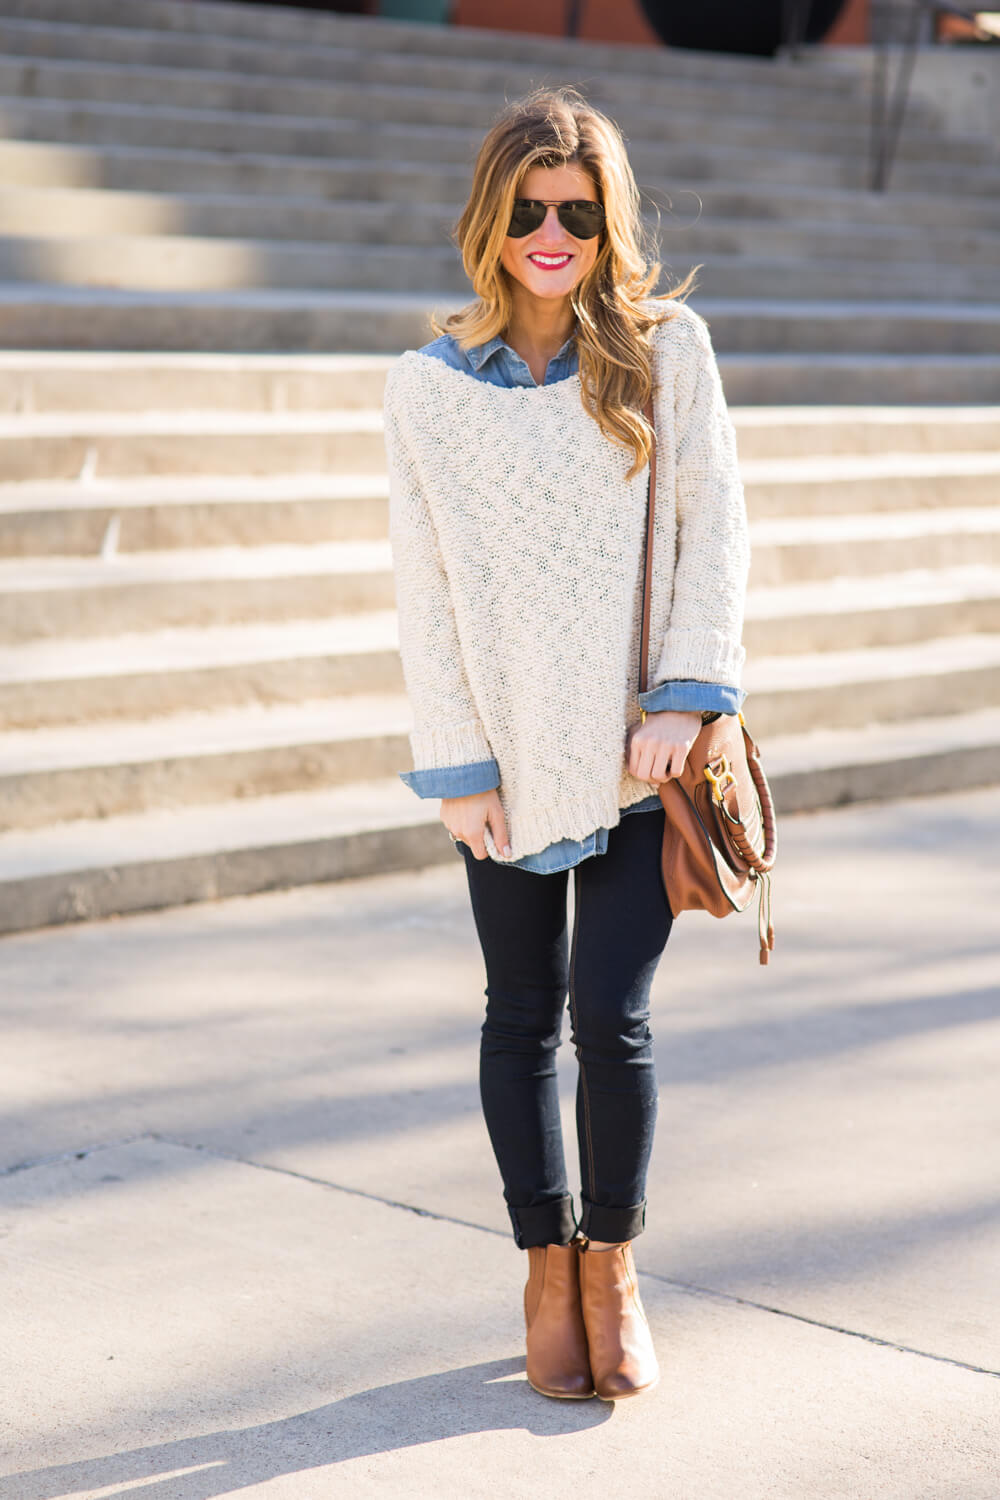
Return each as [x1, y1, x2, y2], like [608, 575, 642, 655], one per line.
[456, 805, 673, 1249]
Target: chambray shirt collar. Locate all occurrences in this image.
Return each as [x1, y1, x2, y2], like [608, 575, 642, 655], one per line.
[466, 328, 578, 385]
[464, 333, 509, 373]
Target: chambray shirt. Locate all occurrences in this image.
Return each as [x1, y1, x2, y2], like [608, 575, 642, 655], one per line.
[396, 327, 746, 875]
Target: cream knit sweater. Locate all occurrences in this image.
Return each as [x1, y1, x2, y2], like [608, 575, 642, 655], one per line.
[383, 298, 751, 863]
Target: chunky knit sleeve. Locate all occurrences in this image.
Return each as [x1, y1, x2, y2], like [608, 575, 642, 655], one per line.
[652, 307, 751, 688]
[383, 365, 497, 779]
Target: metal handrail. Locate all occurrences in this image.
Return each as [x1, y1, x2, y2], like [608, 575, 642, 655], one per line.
[781, 0, 819, 52]
[868, 1, 997, 191]
[867, 1, 931, 190]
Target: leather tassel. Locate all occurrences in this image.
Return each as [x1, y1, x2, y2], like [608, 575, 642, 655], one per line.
[758, 873, 775, 965]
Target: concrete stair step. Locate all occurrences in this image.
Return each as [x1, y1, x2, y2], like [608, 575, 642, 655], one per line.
[2, 135, 996, 203]
[742, 632, 1000, 738]
[4, 232, 999, 304]
[0, 612, 404, 728]
[688, 300, 1000, 355]
[760, 706, 1000, 811]
[684, 183, 1000, 234]
[0, 30, 963, 147]
[0, 407, 388, 481]
[1, 232, 470, 295]
[3, 567, 1000, 728]
[8, 185, 1000, 273]
[0, 58, 927, 149]
[0, 350, 395, 412]
[0, 627, 997, 829]
[0, 97, 489, 173]
[1, 510, 998, 640]
[745, 565, 1000, 654]
[747, 506, 1000, 586]
[0, 540, 396, 643]
[1, 358, 996, 452]
[3, 632, 1000, 829]
[1, 285, 997, 362]
[16, 402, 1000, 488]
[0, 691, 413, 828]
[0, 0, 902, 102]
[0, 16, 912, 114]
[5, 191, 999, 270]
[7, 146, 998, 237]
[729, 401, 1000, 453]
[1, 450, 999, 556]
[0, 776, 438, 935]
[1, 705, 999, 934]
[0, 136, 472, 200]
[0, 473, 390, 556]
[682, 257, 1000, 302]
[0, 98, 965, 183]
[0, 282, 461, 355]
[0, 181, 472, 246]
[739, 450, 1000, 515]
[723, 359, 1000, 406]
[0, 44, 977, 163]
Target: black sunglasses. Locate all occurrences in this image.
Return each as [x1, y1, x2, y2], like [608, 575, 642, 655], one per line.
[508, 198, 606, 240]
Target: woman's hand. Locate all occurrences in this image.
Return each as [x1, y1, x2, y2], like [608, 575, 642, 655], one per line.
[626, 709, 702, 784]
[441, 788, 512, 861]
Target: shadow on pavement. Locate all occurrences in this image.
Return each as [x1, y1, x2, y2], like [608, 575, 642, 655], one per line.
[0, 1356, 613, 1500]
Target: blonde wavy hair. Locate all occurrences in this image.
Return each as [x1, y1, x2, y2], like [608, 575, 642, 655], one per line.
[431, 86, 702, 480]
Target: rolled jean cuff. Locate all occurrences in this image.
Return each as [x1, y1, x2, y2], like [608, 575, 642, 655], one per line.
[508, 1194, 577, 1249]
[577, 1197, 647, 1244]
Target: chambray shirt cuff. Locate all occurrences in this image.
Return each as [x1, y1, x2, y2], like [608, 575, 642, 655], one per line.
[638, 679, 746, 716]
[399, 758, 501, 799]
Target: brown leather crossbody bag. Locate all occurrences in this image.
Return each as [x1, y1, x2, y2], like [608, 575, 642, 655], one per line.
[637, 398, 777, 964]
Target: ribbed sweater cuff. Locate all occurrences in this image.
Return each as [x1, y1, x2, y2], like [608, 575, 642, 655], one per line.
[409, 717, 495, 771]
[655, 628, 746, 686]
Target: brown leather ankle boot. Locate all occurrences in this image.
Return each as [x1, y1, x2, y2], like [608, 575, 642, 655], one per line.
[578, 1239, 659, 1401]
[523, 1242, 595, 1399]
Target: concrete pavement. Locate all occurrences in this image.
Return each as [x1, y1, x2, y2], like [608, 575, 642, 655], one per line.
[1, 784, 999, 1497]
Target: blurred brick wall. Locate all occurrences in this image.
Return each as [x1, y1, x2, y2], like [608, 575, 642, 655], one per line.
[825, 0, 869, 44]
[451, 0, 869, 44]
[452, 0, 659, 44]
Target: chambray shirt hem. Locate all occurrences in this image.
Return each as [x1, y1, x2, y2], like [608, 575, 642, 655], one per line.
[399, 758, 500, 799]
[493, 793, 664, 874]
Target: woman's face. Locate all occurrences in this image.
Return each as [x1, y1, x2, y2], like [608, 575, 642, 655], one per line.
[499, 163, 602, 305]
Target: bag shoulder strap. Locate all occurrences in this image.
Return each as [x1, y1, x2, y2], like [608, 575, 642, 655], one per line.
[639, 395, 656, 699]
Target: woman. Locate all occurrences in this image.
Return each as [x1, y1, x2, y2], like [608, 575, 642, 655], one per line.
[382, 87, 750, 1402]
